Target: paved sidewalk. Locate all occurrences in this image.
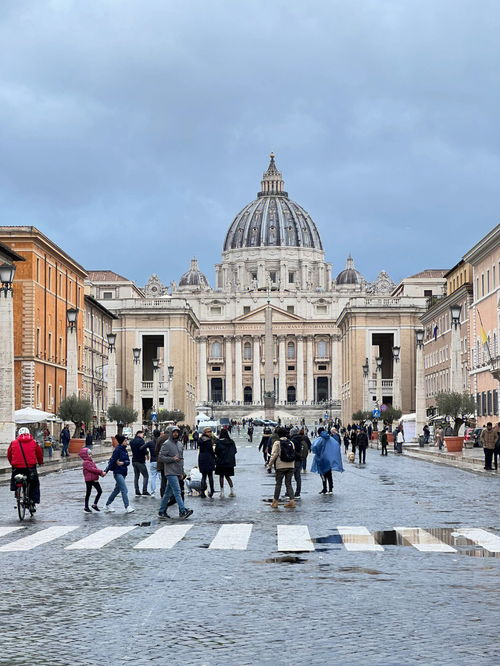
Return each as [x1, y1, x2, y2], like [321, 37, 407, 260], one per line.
[0, 441, 113, 481]
[394, 443, 497, 475]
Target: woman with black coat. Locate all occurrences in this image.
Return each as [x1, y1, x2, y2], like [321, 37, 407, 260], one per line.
[198, 426, 216, 498]
[215, 428, 237, 497]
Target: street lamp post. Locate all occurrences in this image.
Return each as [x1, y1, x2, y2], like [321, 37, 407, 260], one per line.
[362, 358, 369, 412]
[132, 347, 142, 432]
[0, 262, 17, 448]
[392, 345, 401, 410]
[450, 303, 463, 393]
[66, 307, 79, 397]
[415, 329, 425, 439]
[167, 364, 174, 411]
[105, 331, 117, 440]
[152, 358, 160, 417]
[375, 356, 383, 408]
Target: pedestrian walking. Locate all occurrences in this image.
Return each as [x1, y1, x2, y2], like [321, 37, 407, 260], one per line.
[350, 427, 357, 456]
[311, 426, 344, 494]
[130, 430, 150, 496]
[60, 425, 70, 458]
[357, 427, 369, 464]
[289, 426, 306, 499]
[103, 435, 134, 513]
[247, 424, 254, 443]
[215, 428, 237, 497]
[85, 431, 93, 450]
[267, 427, 296, 509]
[79, 447, 106, 513]
[341, 427, 350, 454]
[435, 426, 444, 451]
[198, 426, 216, 498]
[480, 422, 497, 470]
[148, 429, 161, 496]
[258, 427, 273, 464]
[158, 426, 193, 520]
[380, 428, 388, 456]
[396, 428, 404, 454]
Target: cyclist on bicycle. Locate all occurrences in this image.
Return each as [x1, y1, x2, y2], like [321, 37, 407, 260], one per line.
[8, 427, 43, 508]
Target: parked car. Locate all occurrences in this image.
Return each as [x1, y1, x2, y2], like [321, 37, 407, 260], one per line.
[471, 427, 483, 448]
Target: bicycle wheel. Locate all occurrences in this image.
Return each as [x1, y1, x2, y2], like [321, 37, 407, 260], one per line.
[15, 484, 26, 521]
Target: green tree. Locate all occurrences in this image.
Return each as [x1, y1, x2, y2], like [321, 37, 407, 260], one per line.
[58, 395, 94, 437]
[352, 410, 371, 422]
[157, 409, 185, 423]
[107, 404, 138, 435]
[381, 406, 402, 426]
[435, 391, 476, 436]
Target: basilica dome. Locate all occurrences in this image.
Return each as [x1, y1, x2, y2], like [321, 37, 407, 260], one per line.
[223, 154, 323, 252]
[336, 255, 364, 285]
[179, 258, 209, 290]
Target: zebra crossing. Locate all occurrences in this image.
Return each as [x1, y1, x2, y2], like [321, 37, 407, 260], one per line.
[0, 523, 499, 555]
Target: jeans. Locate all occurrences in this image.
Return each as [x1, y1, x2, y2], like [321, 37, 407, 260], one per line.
[186, 479, 202, 493]
[149, 462, 159, 494]
[358, 445, 367, 464]
[293, 461, 302, 496]
[106, 473, 129, 508]
[133, 462, 149, 494]
[44, 446, 53, 460]
[61, 441, 70, 456]
[159, 475, 186, 515]
[274, 469, 294, 501]
[484, 448, 494, 469]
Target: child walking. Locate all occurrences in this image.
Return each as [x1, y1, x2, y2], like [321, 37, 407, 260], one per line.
[79, 447, 106, 513]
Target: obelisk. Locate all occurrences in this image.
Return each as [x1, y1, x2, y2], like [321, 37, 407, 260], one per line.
[264, 284, 275, 420]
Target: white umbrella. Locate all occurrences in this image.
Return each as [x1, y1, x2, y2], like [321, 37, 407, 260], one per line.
[15, 407, 60, 424]
[196, 412, 211, 421]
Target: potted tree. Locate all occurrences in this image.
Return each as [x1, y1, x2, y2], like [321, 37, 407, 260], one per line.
[57, 395, 93, 453]
[435, 391, 476, 452]
[107, 404, 138, 444]
[381, 406, 402, 443]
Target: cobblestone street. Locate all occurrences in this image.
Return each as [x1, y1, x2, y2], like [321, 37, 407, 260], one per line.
[0, 433, 498, 666]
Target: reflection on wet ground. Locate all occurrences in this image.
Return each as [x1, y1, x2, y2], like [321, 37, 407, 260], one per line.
[313, 527, 500, 557]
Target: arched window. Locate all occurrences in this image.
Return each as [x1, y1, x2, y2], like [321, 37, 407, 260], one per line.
[287, 386, 296, 403]
[243, 341, 252, 360]
[243, 386, 253, 403]
[316, 340, 328, 357]
[287, 340, 295, 359]
[211, 341, 222, 358]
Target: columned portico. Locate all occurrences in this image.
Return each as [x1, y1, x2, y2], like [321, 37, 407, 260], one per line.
[306, 336, 314, 402]
[296, 336, 304, 403]
[199, 337, 208, 402]
[225, 336, 233, 402]
[278, 335, 286, 403]
[252, 336, 261, 403]
[234, 336, 243, 403]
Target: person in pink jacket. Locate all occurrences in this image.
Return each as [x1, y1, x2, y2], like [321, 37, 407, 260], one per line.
[79, 447, 106, 513]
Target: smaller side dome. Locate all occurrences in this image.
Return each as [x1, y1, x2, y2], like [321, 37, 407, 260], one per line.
[336, 254, 363, 285]
[178, 258, 210, 290]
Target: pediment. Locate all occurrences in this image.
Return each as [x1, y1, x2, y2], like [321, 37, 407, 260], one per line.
[233, 304, 305, 323]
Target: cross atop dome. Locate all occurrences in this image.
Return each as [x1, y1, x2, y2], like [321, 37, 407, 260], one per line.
[258, 153, 288, 198]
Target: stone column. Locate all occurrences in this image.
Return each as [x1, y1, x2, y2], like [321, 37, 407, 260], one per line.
[66, 319, 79, 397]
[306, 336, 314, 403]
[330, 335, 341, 399]
[296, 336, 304, 403]
[264, 304, 275, 418]
[198, 337, 208, 403]
[253, 336, 261, 403]
[225, 337, 233, 402]
[257, 263, 265, 289]
[234, 336, 243, 403]
[0, 289, 15, 448]
[280, 262, 287, 289]
[278, 336, 286, 404]
[152, 367, 160, 412]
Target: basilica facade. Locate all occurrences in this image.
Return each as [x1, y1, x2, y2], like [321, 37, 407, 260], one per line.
[89, 156, 444, 425]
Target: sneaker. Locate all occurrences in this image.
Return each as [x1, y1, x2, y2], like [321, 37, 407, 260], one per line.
[125, 506, 135, 513]
[319, 489, 327, 494]
[294, 494, 301, 499]
[158, 512, 169, 520]
[104, 504, 115, 512]
[135, 493, 142, 497]
[229, 489, 235, 497]
[91, 504, 100, 512]
[208, 491, 214, 498]
[200, 492, 207, 498]
[83, 507, 92, 513]
[271, 499, 279, 508]
[327, 491, 334, 495]
[142, 491, 151, 496]
[219, 489, 225, 498]
[179, 508, 193, 520]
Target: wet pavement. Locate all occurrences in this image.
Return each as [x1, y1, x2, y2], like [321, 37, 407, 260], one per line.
[0, 431, 498, 665]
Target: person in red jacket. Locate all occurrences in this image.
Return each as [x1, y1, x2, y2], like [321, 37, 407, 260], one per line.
[79, 447, 106, 513]
[7, 427, 44, 506]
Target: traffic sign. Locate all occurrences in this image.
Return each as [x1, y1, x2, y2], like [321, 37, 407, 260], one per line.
[372, 409, 381, 418]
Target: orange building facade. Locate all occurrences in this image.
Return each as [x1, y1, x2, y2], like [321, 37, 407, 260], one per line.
[0, 226, 87, 415]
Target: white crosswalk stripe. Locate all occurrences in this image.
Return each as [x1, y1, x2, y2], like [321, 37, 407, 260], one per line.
[337, 526, 384, 551]
[277, 525, 315, 552]
[209, 523, 253, 550]
[0, 527, 25, 539]
[133, 524, 193, 549]
[453, 528, 500, 553]
[65, 526, 138, 550]
[394, 527, 456, 552]
[0, 526, 79, 552]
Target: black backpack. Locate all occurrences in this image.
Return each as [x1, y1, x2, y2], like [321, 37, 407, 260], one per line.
[279, 438, 296, 463]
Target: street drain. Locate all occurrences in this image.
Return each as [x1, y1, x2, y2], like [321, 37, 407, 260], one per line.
[313, 534, 343, 544]
[135, 522, 151, 527]
[254, 556, 308, 564]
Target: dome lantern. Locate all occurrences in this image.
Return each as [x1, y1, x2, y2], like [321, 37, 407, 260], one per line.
[258, 153, 288, 198]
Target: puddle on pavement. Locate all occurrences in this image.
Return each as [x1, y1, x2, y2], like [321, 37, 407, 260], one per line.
[135, 522, 151, 527]
[338, 566, 384, 575]
[254, 556, 308, 564]
[313, 534, 343, 544]
[372, 528, 500, 558]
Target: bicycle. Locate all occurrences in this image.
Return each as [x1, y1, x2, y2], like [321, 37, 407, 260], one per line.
[13, 472, 36, 521]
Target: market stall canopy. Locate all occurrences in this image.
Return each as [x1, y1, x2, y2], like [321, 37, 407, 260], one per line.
[15, 407, 61, 424]
[196, 412, 211, 421]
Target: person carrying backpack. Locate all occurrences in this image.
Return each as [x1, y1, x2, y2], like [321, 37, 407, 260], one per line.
[267, 427, 296, 509]
[289, 426, 306, 499]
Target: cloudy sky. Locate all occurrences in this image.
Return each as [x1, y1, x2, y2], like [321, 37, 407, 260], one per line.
[1, 0, 498, 287]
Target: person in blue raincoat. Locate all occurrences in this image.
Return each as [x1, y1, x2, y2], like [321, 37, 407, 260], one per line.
[311, 427, 344, 494]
